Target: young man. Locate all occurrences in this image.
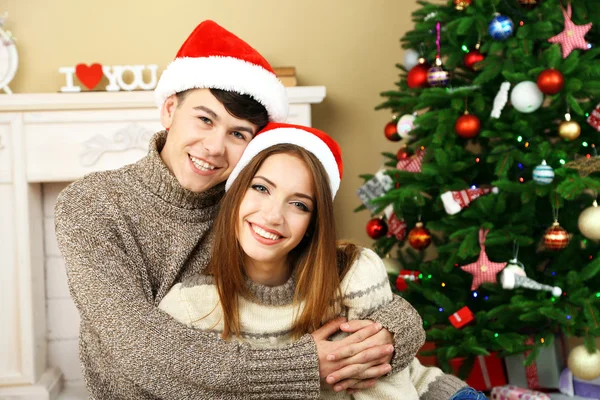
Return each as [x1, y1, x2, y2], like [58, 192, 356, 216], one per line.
[55, 20, 425, 399]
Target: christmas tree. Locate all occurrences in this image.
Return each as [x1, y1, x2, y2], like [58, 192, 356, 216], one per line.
[357, 0, 600, 382]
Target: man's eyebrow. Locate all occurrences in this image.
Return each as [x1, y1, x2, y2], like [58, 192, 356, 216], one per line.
[193, 106, 218, 119]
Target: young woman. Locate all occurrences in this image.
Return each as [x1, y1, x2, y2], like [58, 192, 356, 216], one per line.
[159, 122, 478, 399]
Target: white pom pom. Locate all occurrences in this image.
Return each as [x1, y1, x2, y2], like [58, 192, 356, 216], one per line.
[491, 187, 499, 194]
[553, 286, 563, 297]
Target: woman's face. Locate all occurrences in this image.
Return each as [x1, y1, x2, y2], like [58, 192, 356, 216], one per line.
[237, 153, 315, 280]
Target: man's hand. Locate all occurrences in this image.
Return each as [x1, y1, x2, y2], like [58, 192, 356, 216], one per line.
[311, 318, 395, 393]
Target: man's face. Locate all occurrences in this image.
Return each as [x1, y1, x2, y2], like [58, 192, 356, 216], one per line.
[159, 89, 259, 193]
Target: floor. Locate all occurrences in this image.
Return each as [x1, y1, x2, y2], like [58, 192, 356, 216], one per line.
[56, 384, 87, 400]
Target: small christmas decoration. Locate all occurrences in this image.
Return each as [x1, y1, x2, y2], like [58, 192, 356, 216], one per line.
[384, 206, 408, 241]
[366, 217, 388, 239]
[491, 386, 550, 400]
[356, 170, 393, 213]
[537, 68, 564, 95]
[463, 45, 485, 71]
[453, 0, 471, 11]
[504, 258, 527, 277]
[517, 0, 541, 9]
[488, 14, 514, 41]
[544, 221, 570, 251]
[565, 156, 600, 177]
[533, 160, 555, 184]
[587, 102, 600, 132]
[579, 200, 600, 240]
[449, 306, 474, 329]
[500, 269, 562, 296]
[396, 114, 417, 140]
[558, 112, 581, 141]
[395, 270, 420, 292]
[396, 149, 426, 173]
[396, 146, 410, 161]
[403, 48, 420, 70]
[59, 63, 159, 92]
[511, 81, 544, 113]
[441, 187, 498, 215]
[0, 13, 18, 94]
[407, 59, 430, 89]
[460, 228, 507, 290]
[408, 222, 432, 250]
[455, 111, 481, 139]
[491, 81, 511, 119]
[547, 3, 593, 59]
[384, 120, 401, 141]
[427, 62, 450, 87]
[382, 255, 402, 275]
[568, 345, 600, 381]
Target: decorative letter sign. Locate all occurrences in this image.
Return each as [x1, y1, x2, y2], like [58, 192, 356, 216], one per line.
[59, 63, 159, 92]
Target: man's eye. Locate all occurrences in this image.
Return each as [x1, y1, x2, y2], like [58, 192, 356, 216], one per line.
[232, 131, 247, 140]
[199, 116, 212, 125]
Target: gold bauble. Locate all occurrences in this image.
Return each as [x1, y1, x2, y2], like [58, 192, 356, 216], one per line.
[568, 345, 600, 380]
[558, 120, 581, 141]
[579, 201, 600, 240]
[382, 257, 402, 275]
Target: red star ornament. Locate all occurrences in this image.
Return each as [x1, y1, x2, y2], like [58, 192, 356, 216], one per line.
[547, 3, 592, 59]
[460, 228, 507, 290]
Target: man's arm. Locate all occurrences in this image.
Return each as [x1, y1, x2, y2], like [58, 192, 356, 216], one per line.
[55, 187, 321, 400]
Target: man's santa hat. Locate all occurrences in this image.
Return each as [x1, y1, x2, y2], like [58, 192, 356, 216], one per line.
[226, 122, 343, 198]
[155, 20, 288, 122]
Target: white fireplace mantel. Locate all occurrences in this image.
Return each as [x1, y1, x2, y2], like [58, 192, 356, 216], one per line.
[0, 86, 325, 399]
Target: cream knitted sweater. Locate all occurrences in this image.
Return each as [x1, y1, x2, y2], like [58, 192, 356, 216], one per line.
[54, 131, 428, 400]
[160, 248, 466, 400]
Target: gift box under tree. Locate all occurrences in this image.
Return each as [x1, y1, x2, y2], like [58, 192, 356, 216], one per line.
[450, 353, 508, 391]
[504, 335, 567, 390]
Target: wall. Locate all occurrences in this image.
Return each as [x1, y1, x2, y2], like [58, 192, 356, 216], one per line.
[1, 0, 420, 246]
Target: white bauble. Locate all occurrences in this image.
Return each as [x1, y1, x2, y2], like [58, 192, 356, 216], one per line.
[510, 81, 544, 113]
[579, 201, 600, 240]
[403, 49, 420, 70]
[396, 114, 417, 139]
[568, 345, 600, 381]
[382, 257, 401, 275]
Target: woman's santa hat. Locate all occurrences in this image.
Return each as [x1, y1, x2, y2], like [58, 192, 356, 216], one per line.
[226, 122, 343, 198]
[155, 20, 288, 122]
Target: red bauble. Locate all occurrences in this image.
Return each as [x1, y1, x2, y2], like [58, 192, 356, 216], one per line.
[396, 270, 420, 292]
[453, 0, 471, 10]
[455, 113, 481, 139]
[407, 63, 430, 89]
[408, 222, 431, 250]
[384, 121, 401, 141]
[366, 218, 388, 239]
[544, 221, 570, 251]
[463, 49, 485, 70]
[397, 146, 410, 160]
[537, 69, 564, 95]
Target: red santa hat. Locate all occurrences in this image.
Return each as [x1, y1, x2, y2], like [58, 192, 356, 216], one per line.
[441, 187, 499, 215]
[225, 122, 343, 198]
[155, 20, 288, 122]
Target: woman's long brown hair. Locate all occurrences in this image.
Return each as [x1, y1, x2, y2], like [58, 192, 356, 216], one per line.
[208, 144, 360, 339]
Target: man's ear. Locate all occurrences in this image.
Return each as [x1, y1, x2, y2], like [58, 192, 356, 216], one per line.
[160, 95, 178, 129]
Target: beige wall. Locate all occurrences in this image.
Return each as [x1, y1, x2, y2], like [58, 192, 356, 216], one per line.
[2, 0, 419, 246]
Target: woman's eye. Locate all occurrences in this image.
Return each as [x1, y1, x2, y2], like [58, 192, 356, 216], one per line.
[292, 202, 310, 212]
[251, 184, 268, 193]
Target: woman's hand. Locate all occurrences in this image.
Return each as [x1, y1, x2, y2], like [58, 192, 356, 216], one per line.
[311, 318, 395, 392]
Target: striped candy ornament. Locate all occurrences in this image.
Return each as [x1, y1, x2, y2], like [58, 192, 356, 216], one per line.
[533, 160, 555, 184]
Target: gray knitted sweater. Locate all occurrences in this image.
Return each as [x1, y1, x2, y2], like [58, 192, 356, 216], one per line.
[54, 131, 426, 400]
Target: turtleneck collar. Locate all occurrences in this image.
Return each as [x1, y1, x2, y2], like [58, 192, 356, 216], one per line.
[132, 131, 225, 210]
[245, 273, 296, 306]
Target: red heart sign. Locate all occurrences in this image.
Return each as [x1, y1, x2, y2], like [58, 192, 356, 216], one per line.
[75, 63, 103, 90]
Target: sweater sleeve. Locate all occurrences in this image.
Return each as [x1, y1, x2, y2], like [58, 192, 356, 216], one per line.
[343, 248, 426, 373]
[54, 185, 321, 399]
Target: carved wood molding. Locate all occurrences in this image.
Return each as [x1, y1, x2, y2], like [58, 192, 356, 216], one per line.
[80, 124, 153, 167]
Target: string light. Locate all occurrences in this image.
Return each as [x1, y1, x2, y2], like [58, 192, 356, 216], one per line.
[470, 185, 477, 189]
[461, 45, 469, 52]
[567, 315, 572, 320]
[585, 113, 590, 117]
[518, 163, 524, 169]
[595, 292, 600, 298]
[475, 157, 480, 163]
[473, 291, 478, 298]
[428, 274, 432, 279]
[552, 271, 556, 276]
[560, 159, 566, 165]
[439, 307, 444, 312]
[441, 282, 446, 287]
[519, 177, 525, 183]
[590, 255, 594, 260]
[517, 136, 523, 142]
[484, 296, 489, 300]
[551, 297, 556, 302]
[519, 21, 524, 26]
[524, 142, 530, 148]
[541, 338, 545, 344]
[587, 154, 592, 158]
[583, 142, 589, 147]
[418, 273, 424, 279]
[494, 333, 499, 338]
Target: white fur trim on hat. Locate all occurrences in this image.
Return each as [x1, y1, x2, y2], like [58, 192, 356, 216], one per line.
[225, 128, 341, 198]
[155, 56, 288, 122]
